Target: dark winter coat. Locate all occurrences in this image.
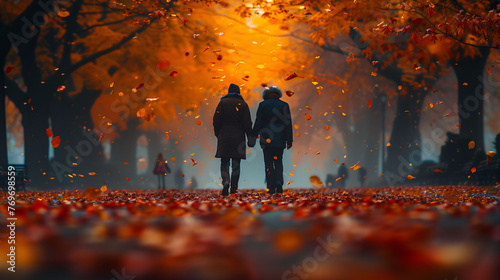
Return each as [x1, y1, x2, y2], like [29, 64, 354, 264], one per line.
[213, 91, 253, 159]
[253, 98, 293, 149]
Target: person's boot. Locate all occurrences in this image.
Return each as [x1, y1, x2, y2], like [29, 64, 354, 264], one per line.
[267, 186, 275, 195]
[222, 182, 230, 196]
[230, 186, 238, 194]
[276, 185, 283, 194]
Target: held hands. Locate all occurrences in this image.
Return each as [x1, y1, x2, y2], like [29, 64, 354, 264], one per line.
[247, 136, 256, 148]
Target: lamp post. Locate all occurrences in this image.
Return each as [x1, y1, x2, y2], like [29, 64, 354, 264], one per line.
[380, 93, 387, 175]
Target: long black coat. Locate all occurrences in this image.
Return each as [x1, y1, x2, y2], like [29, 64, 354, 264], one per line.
[213, 94, 253, 159]
[253, 98, 293, 149]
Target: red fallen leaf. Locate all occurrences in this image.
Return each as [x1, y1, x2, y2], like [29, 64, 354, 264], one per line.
[368, 100, 373, 108]
[136, 82, 144, 89]
[57, 85, 66, 92]
[180, 173, 185, 177]
[170, 71, 178, 78]
[46, 128, 53, 138]
[5, 65, 14, 73]
[304, 113, 312, 120]
[306, 106, 312, 110]
[156, 60, 170, 70]
[165, 134, 169, 139]
[434, 169, 444, 173]
[99, 133, 104, 142]
[155, 10, 164, 19]
[471, 167, 476, 173]
[324, 125, 330, 131]
[125, 178, 130, 181]
[411, 31, 421, 43]
[382, 25, 392, 35]
[190, 158, 198, 166]
[284, 72, 302, 81]
[51, 136, 61, 148]
[196, 120, 202, 126]
[179, 17, 188, 25]
[285, 90, 294, 97]
[412, 18, 423, 26]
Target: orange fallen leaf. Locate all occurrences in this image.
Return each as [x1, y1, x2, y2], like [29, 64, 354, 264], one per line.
[407, 175, 416, 180]
[324, 125, 330, 131]
[304, 113, 312, 120]
[100, 185, 107, 192]
[46, 128, 53, 138]
[471, 167, 476, 173]
[196, 120, 202, 126]
[468, 141, 475, 150]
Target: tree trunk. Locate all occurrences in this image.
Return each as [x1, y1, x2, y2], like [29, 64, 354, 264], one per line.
[110, 118, 140, 182]
[22, 96, 50, 185]
[363, 102, 381, 182]
[385, 90, 426, 183]
[452, 47, 490, 153]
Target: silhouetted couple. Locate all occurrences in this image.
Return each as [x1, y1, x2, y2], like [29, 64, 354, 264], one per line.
[213, 83, 293, 196]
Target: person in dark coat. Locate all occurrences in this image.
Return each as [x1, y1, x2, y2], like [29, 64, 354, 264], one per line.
[213, 83, 254, 196]
[253, 86, 293, 194]
[358, 166, 367, 187]
[337, 162, 348, 187]
[153, 153, 171, 190]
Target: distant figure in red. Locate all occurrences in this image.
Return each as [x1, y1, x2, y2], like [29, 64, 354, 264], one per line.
[153, 153, 171, 189]
[213, 83, 254, 196]
[337, 162, 348, 187]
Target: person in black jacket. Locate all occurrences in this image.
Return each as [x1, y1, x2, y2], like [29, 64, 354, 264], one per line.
[253, 86, 293, 194]
[213, 83, 254, 196]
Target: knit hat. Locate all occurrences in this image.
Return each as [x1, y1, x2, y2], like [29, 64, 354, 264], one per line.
[262, 86, 282, 99]
[228, 83, 240, 94]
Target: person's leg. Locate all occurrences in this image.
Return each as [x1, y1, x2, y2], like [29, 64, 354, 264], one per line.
[273, 148, 285, 193]
[230, 158, 241, 193]
[161, 175, 166, 189]
[263, 148, 275, 194]
[157, 175, 161, 190]
[220, 158, 230, 195]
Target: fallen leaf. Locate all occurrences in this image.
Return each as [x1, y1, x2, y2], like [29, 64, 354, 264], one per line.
[304, 113, 312, 120]
[407, 175, 416, 180]
[368, 100, 373, 108]
[471, 167, 476, 173]
[170, 71, 179, 78]
[285, 72, 302, 81]
[309, 175, 323, 187]
[100, 185, 107, 192]
[136, 82, 144, 89]
[324, 125, 330, 131]
[285, 90, 294, 97]
[46, 128, 53, 138]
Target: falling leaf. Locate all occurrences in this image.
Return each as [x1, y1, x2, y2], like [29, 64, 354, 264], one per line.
[57, 85, 66, 92]
[468, 141, 475, 150]
[368, 100, 373, 108]
[471, 167, 476, 173]
[371, 72, 377, 76]
[46, 128, 53, 138]
[190, 158, 198, 166]
[57, 8, 70, 17]
[324, 125, 330, 131]
[146, 97, 159, 102]
[487, 68, 492, 75]
[180, 173, 185, 177]
[407, 175, 416, 180]
[372, 61, 379, 65]
[284, 72, 302, 81]
[165, 134, 170, 139]
[196, 120, 202, 126]
[334, 158, 338, 163]
[386, 142, 391, 147]
[51, 136, 61, 148]
[135, 82, 144, 90]
[266, 138, 271, 143]
[434, 169, 444, 173]
[170, 71, 179, 78]
[286, 90, 294, 97]
[100, 186, 107, 192]
[413, 64, 421, 71]
[125, 178, 130, 181]
[462, 82, 468, 86]
[306, 106, 312, 111]
[171, 157, 176, 161]
[286, 180, 294, 185]
[136, 107, 155, 121]
[304, 113, 312, 120]
[309, 175, 323, 187]
[349, 161, 362, 170]
[428, 103, 434, 108]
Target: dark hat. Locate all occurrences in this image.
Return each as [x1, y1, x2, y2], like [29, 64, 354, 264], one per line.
[228, 83, 240, 94]
[262, 86, 282, 99]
